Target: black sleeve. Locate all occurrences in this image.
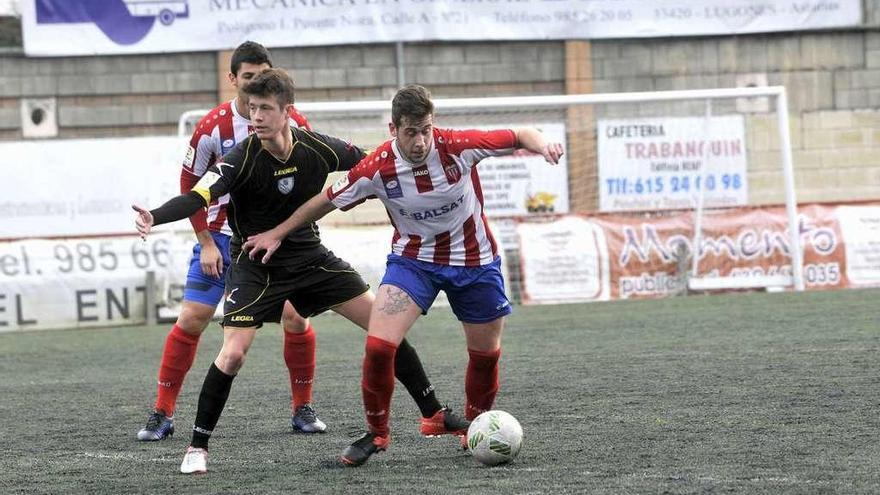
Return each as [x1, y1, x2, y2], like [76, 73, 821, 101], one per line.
[301, 129, 367, 172]
[150, 192, 206, 226]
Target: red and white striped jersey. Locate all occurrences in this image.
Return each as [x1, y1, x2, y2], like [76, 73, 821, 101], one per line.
[180, 99, 311, 236]
[327, 128, 518, 266]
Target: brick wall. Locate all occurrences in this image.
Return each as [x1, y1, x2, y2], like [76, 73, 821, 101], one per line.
[0, 51, 217, 139]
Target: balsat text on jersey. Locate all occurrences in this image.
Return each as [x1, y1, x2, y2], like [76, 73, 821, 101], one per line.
[399, 195, 466, 221]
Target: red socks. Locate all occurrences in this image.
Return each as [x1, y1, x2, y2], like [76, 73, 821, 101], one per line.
[283, 325, 316, 411]
[154, 324, 201, 415]
[362, 335, 397, 437]
[465, 347, 501, 420]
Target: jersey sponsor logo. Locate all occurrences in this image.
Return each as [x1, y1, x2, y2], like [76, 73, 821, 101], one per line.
[183, 145, 195, 170]
[384, 179, 403, 199]
[399, 195, 466, 221]
[330, 175, 350, 196]
[277, 176, 295, 194]
[273, 167, 297, 176]
[413, 168, 429, 177]
[36, 0, 190, 46]
[221, 138, 235, 154]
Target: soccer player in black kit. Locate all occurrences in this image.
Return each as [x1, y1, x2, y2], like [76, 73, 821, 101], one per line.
[132, 69, 467, 474]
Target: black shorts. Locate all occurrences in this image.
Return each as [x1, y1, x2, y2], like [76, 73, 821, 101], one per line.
[221, 251, 369, 328]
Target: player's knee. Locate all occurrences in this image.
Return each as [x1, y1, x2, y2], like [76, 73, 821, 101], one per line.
[176, 304, 215, 334]
[217, 348, 247, 374]
[281, 313, 309, 333]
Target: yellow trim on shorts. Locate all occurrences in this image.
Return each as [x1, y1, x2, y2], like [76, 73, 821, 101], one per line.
[315, 266, 359, 275]
[223, 272, 272, 317]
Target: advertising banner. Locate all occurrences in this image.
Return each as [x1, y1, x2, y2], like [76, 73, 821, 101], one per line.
[0, 226, 402, 332]
[479, 123, 569, 218]
[835, 205, 880, 287]
[0, 136, 186, 240]
[21, 1, 862, 56]
[598, 116, 748, 213]
[517, 216, 610, 304]
[0, 233, 192, 331]
[517, 203, 877, 304]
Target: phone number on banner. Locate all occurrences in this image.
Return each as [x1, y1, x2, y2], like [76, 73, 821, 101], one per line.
[0, 235, 192, 278]
[605, 173, 743, 196]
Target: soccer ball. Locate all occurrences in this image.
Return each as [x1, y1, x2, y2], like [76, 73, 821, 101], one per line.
[466, 410, 523, 466]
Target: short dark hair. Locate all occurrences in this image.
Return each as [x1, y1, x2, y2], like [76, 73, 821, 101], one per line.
[392, 85, 434, 127]
[230, 41, 273, 76]
[242, 68, 295, 108]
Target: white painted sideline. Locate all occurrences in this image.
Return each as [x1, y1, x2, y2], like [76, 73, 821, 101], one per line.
[688, 275, 792, 291]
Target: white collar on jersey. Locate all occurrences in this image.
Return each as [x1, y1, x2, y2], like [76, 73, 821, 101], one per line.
[230, 97, 248, 122]
[391, 138, 435, 167]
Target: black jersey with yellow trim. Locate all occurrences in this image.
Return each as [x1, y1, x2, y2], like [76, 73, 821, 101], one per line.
[192, 126, 366, 266]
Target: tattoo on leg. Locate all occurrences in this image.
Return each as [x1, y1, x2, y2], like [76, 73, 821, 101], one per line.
[379, 287, 412, 315]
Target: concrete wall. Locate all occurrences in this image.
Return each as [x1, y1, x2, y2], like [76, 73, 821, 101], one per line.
[0, 51, 218, 139]
[0, 5, 878, 208]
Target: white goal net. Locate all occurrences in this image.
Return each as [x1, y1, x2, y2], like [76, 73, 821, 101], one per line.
[179, 86, 804, 302]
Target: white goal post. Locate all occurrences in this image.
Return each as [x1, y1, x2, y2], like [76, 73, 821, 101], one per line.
[178, 86, 804, 293]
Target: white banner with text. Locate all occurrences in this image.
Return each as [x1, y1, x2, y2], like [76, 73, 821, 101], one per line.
[0, 233, 192, 331]
[479, 123, 569, 217]
[0, 227, 395, 331]
[22, 1, 862, 56]
[0, 136, 186, 240]
[598, 115, 749, 213]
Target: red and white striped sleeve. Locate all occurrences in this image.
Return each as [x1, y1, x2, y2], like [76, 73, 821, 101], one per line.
[325, 144, 390, 211]
[287, 106, 312, 131]
[439, 128, 517, 167]
[180, 109, 221, 232]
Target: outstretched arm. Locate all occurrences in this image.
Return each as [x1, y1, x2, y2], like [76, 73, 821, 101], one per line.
[515, 128, 564, 165]
[132, 192, 205, 240]
[242, 193, 339, 264]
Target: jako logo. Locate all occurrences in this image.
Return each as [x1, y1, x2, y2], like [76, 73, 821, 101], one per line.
[36, 0, 189, 45]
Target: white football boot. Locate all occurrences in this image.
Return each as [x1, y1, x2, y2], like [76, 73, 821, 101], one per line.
[180, 446, 208, 474]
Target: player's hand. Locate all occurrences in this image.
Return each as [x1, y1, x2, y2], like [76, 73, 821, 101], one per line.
[132, 205, 154, 240]
[542, 143, 564, 165]
[243, 230, 282, 264]
[200, 241, 223, 279]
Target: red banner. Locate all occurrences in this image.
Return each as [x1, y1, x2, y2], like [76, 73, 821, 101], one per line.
[517, 202, 880, 303]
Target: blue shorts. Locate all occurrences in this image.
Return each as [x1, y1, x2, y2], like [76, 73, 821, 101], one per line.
[183, 231, 232, 307]
[380, 254, 512, 323]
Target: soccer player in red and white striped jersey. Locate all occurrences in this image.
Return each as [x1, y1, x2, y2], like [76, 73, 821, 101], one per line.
[137, 42, 325, 443]
[242, 84, 563, 466]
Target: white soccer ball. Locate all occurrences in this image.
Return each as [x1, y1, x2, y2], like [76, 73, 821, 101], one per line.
[466, 410, 523, 466]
